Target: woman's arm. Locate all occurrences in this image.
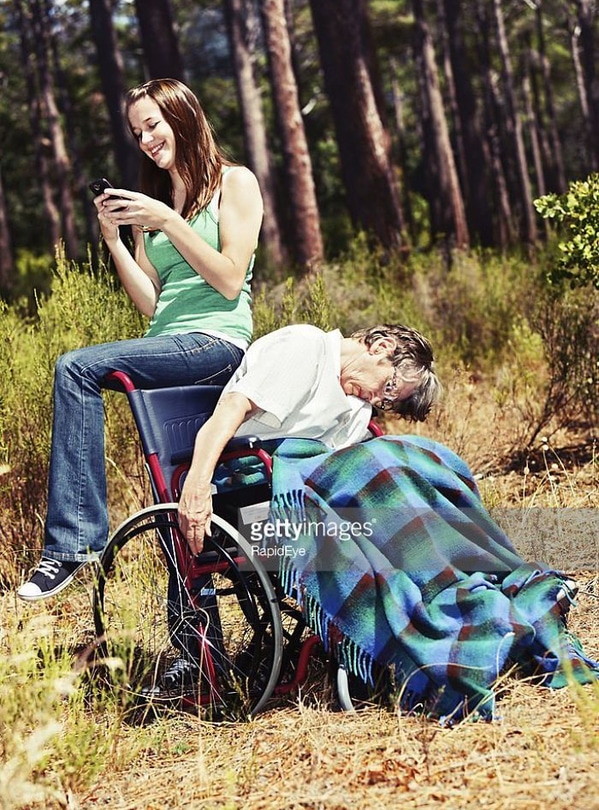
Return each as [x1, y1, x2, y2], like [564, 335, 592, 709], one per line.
[178, 391, 256, 554]
[101, 167, 264, 301]
[94, 196, 161, 317]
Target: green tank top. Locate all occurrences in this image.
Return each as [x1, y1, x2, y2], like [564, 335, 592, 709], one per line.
[143, 181, 253, 344]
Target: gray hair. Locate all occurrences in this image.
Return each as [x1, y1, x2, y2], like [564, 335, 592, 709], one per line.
[351, 324, 441, 421]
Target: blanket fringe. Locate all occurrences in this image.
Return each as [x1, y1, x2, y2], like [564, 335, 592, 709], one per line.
[279, 554, 376, 687]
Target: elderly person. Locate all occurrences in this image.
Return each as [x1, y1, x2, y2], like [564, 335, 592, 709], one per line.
[178, 322, 438, 548]
[177, 321, 598, 723]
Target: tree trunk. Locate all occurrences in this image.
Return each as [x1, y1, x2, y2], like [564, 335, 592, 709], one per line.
[526, 22, 553, 197]
[436, 0, 467, 200]
[412, 0, 469, 250]
[475, 0, 514, 249]
[14, 0, 61, 251]
[309, 0, 404, 251]
[492, 0, 537, 245]
[224, 0, 286, 268]
[29, 0, 79, 258]
[0, 169, 14, 297]
[571, 0, 599, 171]
[522, 49, 546, 200]
[88, 0, 139, 190]
[47, 0, 98, 258]
[534, 5, 566, 193]
[134, 0, 185, 81]
[443, 0, 494, 246]
[260, 0, 323, 272]
[389, 57, 415, 243]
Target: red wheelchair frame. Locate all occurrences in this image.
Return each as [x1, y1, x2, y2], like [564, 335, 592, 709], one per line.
[93, 371, 383, 719]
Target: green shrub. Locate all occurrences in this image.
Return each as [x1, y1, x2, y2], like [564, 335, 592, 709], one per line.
[8, 249, 55, 310]
[0, 247, 146, 584]
[534, 173, 599, 289]
[528, 287, 599, 441]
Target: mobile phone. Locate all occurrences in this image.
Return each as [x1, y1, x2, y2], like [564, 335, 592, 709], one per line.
[88, 177, 114, 196]
[89, 177, 128, 213]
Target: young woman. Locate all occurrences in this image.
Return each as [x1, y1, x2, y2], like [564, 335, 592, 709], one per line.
[18, 78, 264, 601]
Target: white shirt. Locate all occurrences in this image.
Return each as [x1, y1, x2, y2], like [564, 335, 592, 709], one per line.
[222, 325, 372, 449]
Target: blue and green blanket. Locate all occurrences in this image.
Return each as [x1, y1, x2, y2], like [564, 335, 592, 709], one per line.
[266, 435, 599, 722]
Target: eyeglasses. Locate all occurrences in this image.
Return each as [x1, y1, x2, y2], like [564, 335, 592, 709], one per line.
[378, 365, 399, 411]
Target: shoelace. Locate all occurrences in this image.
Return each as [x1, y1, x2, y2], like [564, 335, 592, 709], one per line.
[162, 658, 198, 688]
[35, 558, 62, 581]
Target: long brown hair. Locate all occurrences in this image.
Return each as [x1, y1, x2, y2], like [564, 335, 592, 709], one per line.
[125, 78, 232, 220]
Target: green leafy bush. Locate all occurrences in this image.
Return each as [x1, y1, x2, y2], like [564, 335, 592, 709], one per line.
[534, 173, 599, 288]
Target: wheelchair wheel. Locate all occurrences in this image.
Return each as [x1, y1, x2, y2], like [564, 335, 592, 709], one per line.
[334, 662, 393, 712]
[93, 503, 283, 720]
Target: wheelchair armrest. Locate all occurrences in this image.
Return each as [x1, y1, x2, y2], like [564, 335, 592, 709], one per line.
[170, 435, 263, 466]
[223, 434, 263, 454]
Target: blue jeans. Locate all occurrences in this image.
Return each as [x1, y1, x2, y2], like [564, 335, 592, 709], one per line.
[44, 332, 244, 562]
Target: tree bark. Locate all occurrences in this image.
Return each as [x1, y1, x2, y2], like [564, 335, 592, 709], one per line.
[0, 169, 14, 296]
[522, 50, 546, 200]
[260, 0, 323, 272]
[534, 5, 566, 193]
[571, 0, 599, 171]
[47, 0, 98, 257]
[224, 0, 285, 268]
[436, 0, 467, 200]
[492, 0, 537, 245]
[309, 0, 404, 251]
[29, 0, 79, 258]
[389, 57, 415, 243]
[412, 0, 469, 249]
[88, 0, 139, 190]
[475, 0, 514, 249]
[14, 0, 61, 251]
[134, 0, 185, 81]
[442, 0, 494, 246]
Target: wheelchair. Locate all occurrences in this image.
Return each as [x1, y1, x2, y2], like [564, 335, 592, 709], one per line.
[93, 371, 384, 720]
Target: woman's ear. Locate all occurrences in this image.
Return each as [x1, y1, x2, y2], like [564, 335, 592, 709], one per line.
[369, 336, 397, 355]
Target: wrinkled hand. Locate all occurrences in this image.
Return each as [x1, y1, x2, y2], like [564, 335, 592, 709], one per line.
[93, 189, 173, 239]
[177, 479, 213, 556]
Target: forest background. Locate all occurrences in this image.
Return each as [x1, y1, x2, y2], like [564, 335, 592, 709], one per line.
[0, 1, 598, 808]
[1, 0, 599, 290]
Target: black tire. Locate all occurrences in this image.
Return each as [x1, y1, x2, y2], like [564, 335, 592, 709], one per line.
[93, 504, 283, 720]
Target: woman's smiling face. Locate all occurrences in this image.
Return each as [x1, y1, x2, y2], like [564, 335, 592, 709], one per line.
[128, 97, 177, 172]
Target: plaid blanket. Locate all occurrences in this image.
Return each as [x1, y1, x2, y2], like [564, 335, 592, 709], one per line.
[267, 435, 599, 723]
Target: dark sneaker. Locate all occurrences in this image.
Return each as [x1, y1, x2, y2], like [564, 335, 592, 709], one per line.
[17, 557, 89, 601]
[557, 577, 579, 618]
[141, 657, 199, 698]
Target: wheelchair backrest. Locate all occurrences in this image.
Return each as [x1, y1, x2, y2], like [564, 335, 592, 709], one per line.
[107, 371, 223, 502]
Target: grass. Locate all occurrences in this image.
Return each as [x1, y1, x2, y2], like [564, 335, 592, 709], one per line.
[1, 580, 598, 809]
[1, 386, 598, 809]
[1, 251, 598, 807]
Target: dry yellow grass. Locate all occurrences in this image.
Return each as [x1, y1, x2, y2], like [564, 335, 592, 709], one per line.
[7, 578, 596, 810]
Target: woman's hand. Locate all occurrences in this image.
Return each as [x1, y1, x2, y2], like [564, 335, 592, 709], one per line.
[177, 478, 214, 556]
[177, 392, 255, 556]
[94, 189, 174, 236]
[91, 189, 162, 315]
